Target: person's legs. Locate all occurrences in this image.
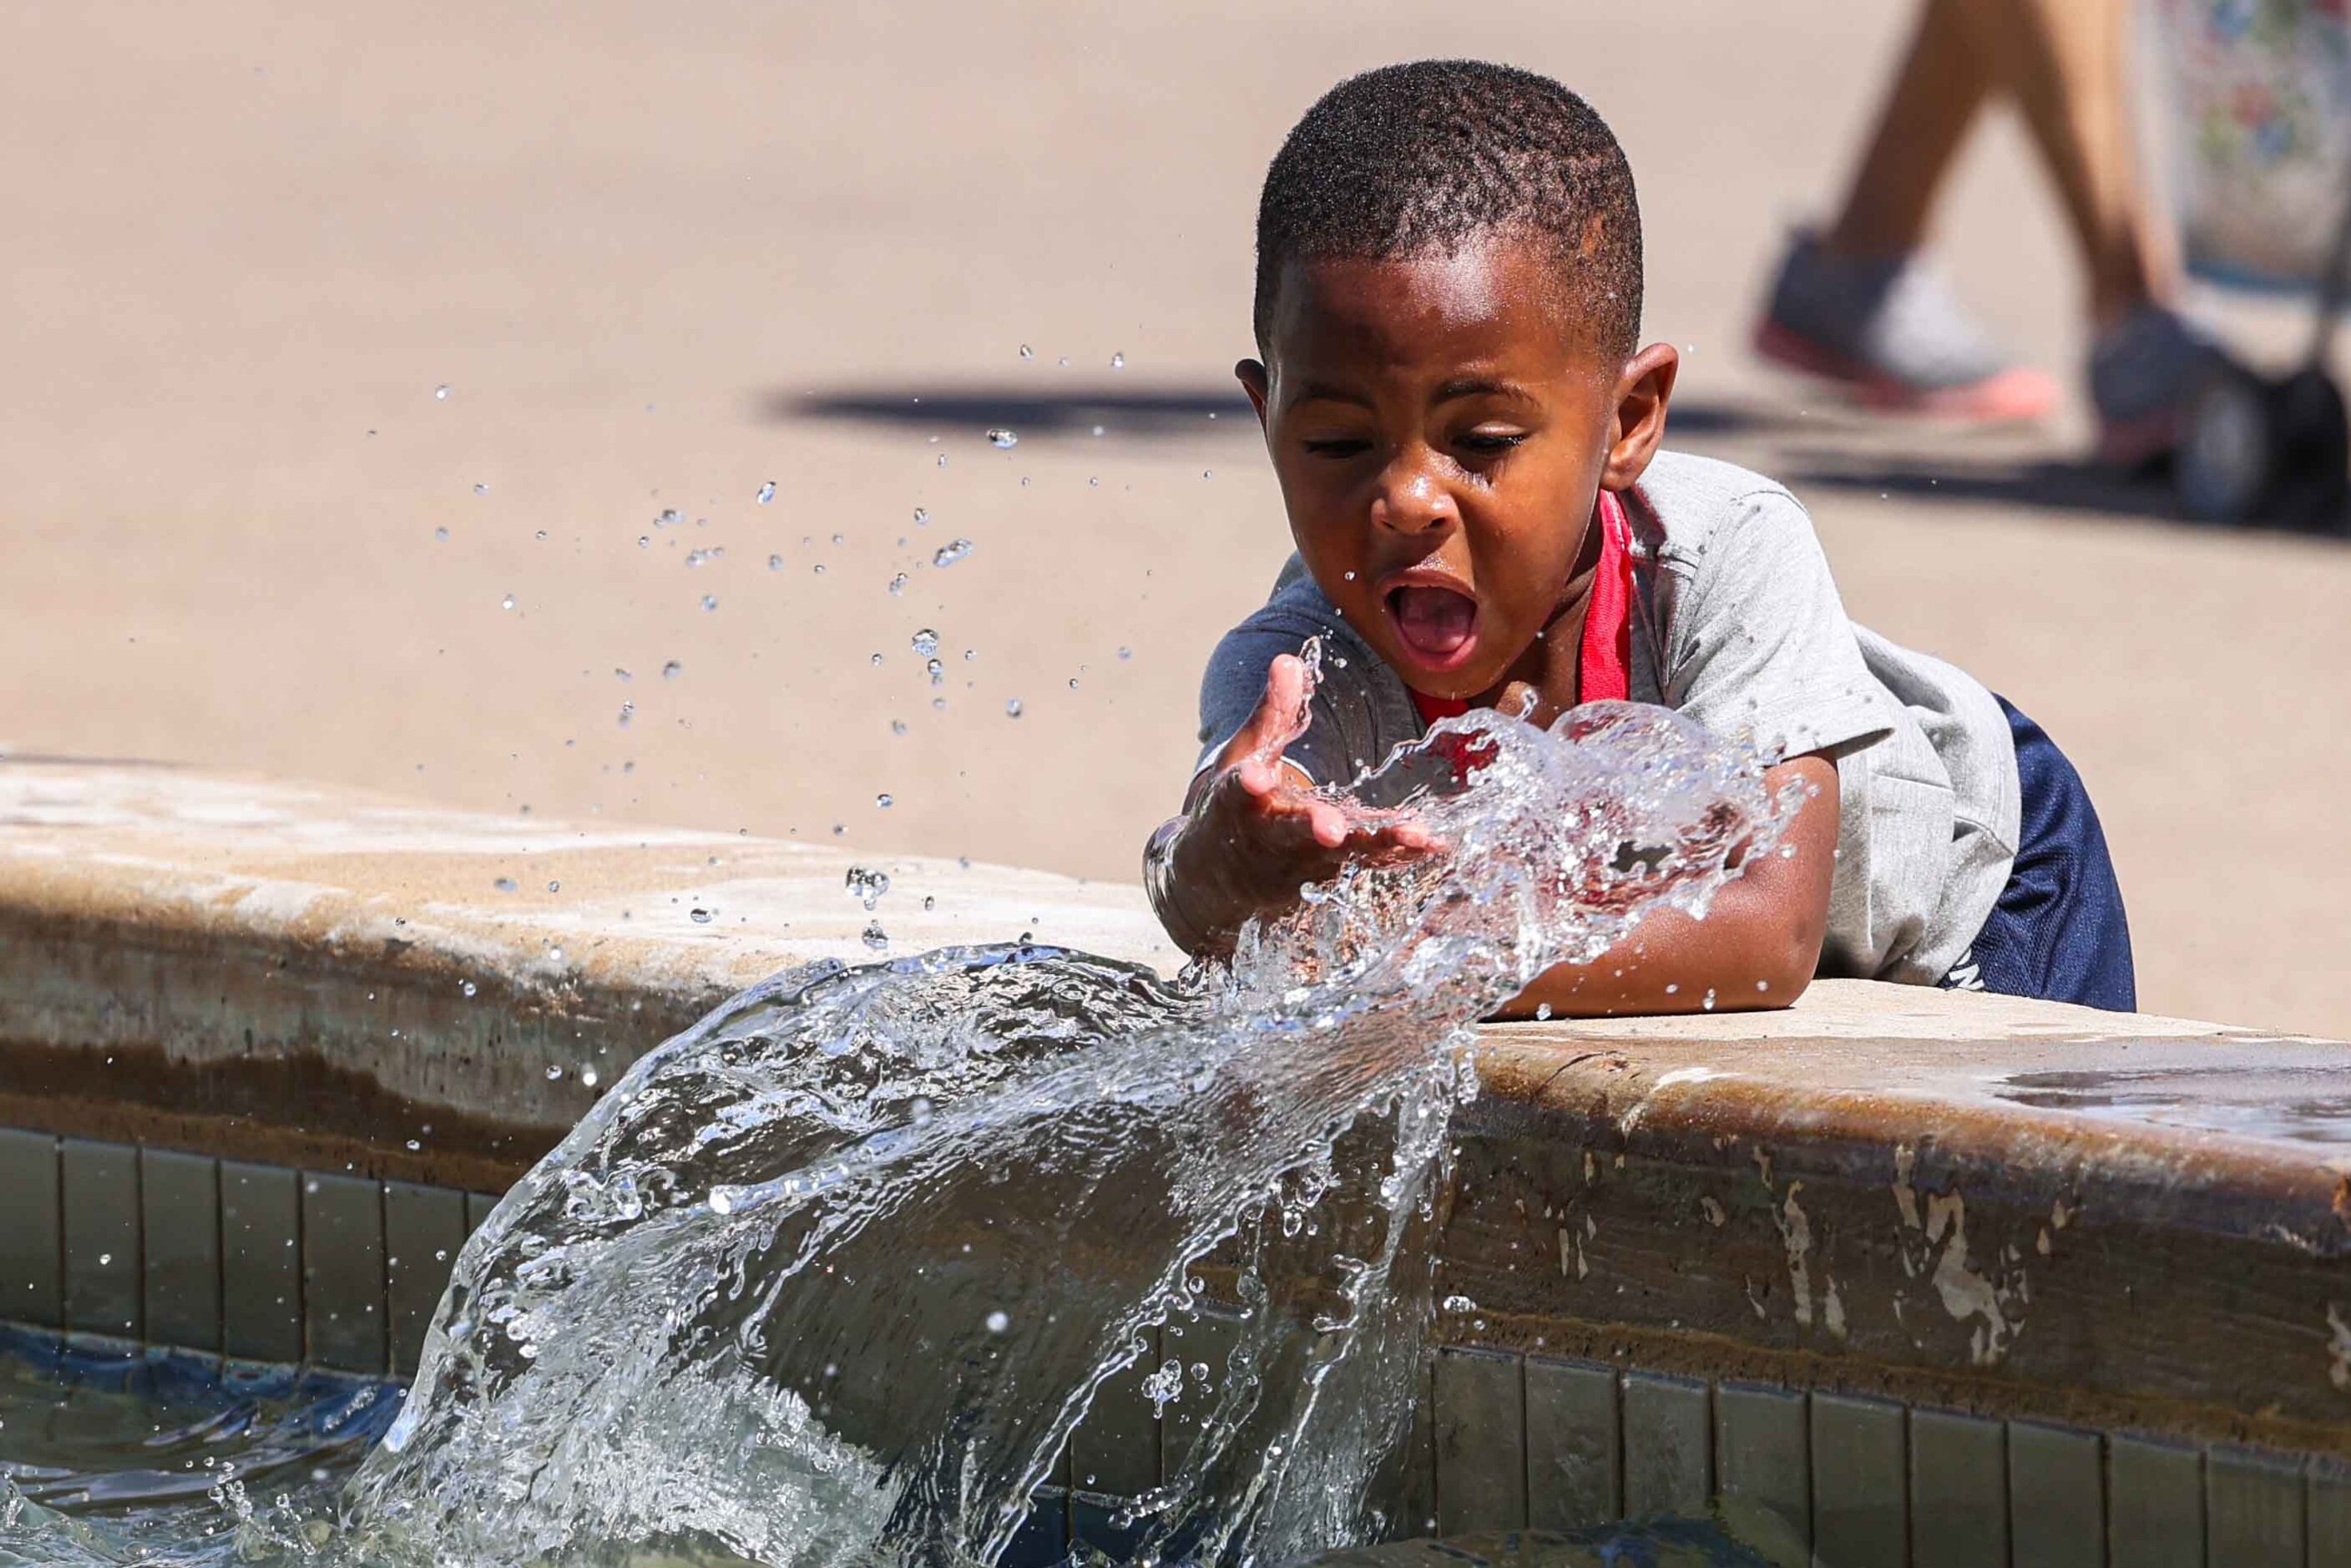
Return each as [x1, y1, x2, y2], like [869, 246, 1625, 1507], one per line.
[1951, 0, 2179, 325]
[1756, 0, 2056, 420]
[1960, 700, 2136, 1010]
[1823, 0, 1995, 262]
[1762, 0, 2211, 457]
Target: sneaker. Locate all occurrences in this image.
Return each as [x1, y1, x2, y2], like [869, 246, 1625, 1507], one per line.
[2088, 304, 2223, 469]
[1754, 230, 2060, 421]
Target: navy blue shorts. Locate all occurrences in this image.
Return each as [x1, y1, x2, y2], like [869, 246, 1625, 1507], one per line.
[1947, 700, 2136, 1011]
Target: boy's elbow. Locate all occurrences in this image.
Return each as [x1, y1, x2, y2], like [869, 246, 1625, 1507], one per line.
[1757, 907, 1828, 1008]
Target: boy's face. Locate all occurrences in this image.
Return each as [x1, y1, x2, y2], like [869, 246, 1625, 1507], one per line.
[1241, 233, 1675, 702]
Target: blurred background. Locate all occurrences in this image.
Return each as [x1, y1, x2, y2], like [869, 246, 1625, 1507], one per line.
[4, 1, 2345, 1034]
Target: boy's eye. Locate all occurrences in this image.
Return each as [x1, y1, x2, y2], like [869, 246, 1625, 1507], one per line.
[1458, 429, 1527, 456]
[1301, 437, 1372, 458]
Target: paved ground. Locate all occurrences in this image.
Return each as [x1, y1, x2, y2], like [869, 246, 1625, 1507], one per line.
[5, 1, 2347, 1034]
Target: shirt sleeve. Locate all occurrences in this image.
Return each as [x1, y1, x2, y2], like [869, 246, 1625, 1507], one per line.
[1663, 485, 1893, 764]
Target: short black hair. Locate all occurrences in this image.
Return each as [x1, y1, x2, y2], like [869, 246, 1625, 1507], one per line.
[1253, 60, 1643, 361]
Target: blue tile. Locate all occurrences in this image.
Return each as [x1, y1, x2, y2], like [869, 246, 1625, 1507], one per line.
[0, 1130, 61, 1328]
[60, 1139, 139, 1338]
[139, 1148, 220, 1353]
[220, 1161, 301, 1364]
[301, 1173, 385, 1373]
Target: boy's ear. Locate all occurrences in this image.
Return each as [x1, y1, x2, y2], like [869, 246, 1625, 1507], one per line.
[1600, 342, 1679, 491]
[1236, 358, 1272, 431]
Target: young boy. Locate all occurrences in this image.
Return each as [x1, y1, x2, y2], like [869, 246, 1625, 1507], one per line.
[1145, 60, 2135, 1019]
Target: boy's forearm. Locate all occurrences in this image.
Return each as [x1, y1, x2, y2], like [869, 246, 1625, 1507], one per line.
[1490, 888, 1822, 1019]
[1498, 753, 1839, 1019]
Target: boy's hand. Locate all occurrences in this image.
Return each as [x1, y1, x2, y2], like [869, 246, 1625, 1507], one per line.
[1150, 654, 1439, 955]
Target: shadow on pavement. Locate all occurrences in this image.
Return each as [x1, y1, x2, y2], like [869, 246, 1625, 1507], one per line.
[776, 386, 1796, 443]
[1788, 452, 2351, 539]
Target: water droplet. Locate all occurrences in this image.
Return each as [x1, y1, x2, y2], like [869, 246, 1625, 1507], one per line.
[639, 535, 651, 549]
[963, 647, 978, 662]
[1701, 988, 1717, 1011]
[891, 720, 908, 736]
[830, 532, 845, 546]
[985, 1310, 1010, 1333]
[501, 594, 518, 610]
[768, 553, 784, 570]
[434, 384, 450, 400]
[937, 453, 948, 468]
[1018, 344, 1034, 361]
[876, 792, 893, 809]
[845, 867, 891, 908]
[661, 660, 682, 680]
[434, 526, 449, 542]
[618, 701, 635, 726]
[493, 878, 518, 893]
[701, 594, 718, 611]
[461, 980, 478, 998]
[546, 879, 561, 893]
[1110, 352, 1125, 369]
[1117, 646, 1132, 660]
[546, 1065, 564, 1081]
[689, 908, 713, 925]
[986, 428, 1019, 449]
[1068, 677, 1079, 690]
[933, 539, 973, 567]
[870, 652, 885, 666]
[580, 1067, 599, 1088]
[1005, 698, 1024, 719]
[923, 894, 936, 911]
[656, 508, 684, 529]
[862, 921, 889, 950]
[911, 629, 939, 657]
[813, 564, 826, 576]
[99, 1253, 112, 1267]
[473, 482, 489, 495]
[534, 529, 547, 541]
[926, 659, 944, 685]
[887, 573, 908, 595]
[913, 507, 929, 525]
[1202, 470, 1213, 479]
[1088, 476, 1100, 488]
[756, 480, 776, 504]
[1090, 424, 1105, 437]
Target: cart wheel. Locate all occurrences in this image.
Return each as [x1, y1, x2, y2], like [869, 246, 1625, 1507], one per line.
[2176, 362, 2276, 524]
[2268, 367, 2351, 534]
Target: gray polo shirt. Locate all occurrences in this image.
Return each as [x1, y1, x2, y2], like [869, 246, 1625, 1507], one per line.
[1194, 450, 2020, 984]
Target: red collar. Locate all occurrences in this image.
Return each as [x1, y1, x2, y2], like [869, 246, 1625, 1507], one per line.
[1409, 489, 1635, 729]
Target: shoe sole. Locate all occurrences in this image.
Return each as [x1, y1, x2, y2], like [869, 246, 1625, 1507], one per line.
[1753, 320, 2060, 423]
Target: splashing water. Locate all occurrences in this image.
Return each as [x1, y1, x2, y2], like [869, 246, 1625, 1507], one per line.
[2, 658, 1792, 1568]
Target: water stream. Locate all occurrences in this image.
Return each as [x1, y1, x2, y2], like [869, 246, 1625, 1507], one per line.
[0, 688, 1794, 1568]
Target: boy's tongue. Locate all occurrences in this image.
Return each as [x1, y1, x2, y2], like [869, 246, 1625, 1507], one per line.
[1390, 584, 1476, 657]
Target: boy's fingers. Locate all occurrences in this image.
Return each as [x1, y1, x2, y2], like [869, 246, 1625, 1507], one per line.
[1496, 680, 1558, 729]
[1230, 653, 1312, 765]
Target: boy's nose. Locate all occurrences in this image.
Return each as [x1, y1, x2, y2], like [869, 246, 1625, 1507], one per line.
[1370, 462, 1454, 534]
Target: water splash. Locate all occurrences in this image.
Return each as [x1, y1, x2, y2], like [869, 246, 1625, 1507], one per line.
[345, 677, 1787, 1565]
[2, 672, 1791, 1568]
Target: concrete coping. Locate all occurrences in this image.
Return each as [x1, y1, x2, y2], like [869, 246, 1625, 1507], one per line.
[2, 759, 2333, 1184]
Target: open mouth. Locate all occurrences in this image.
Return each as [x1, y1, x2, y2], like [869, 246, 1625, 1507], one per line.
[1385, 583, 1479, 665]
